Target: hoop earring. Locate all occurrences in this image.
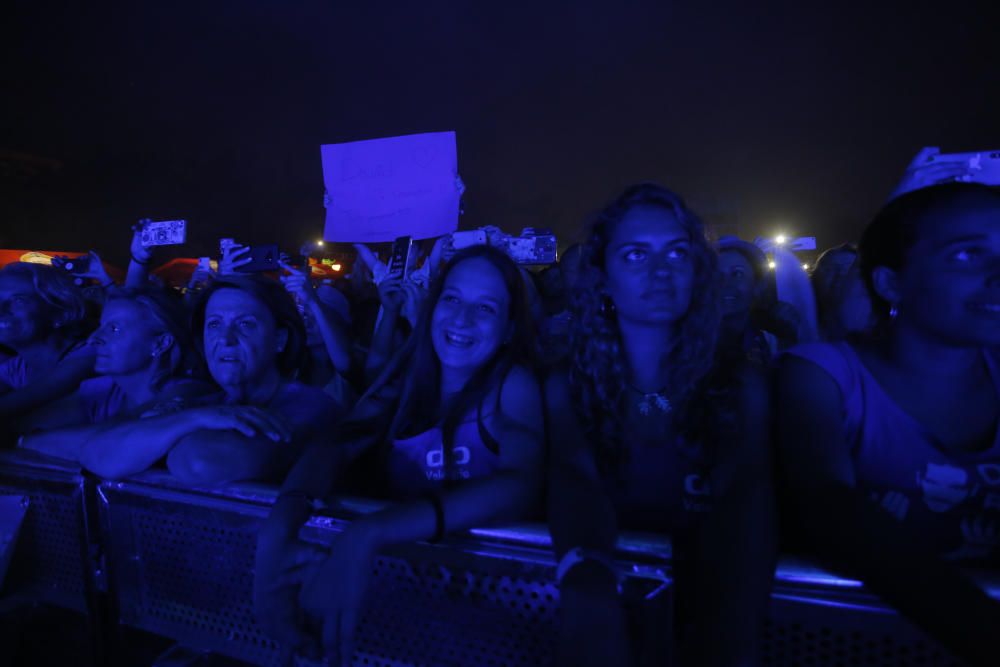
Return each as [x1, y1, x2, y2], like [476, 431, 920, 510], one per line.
[889, 304, 899, 320]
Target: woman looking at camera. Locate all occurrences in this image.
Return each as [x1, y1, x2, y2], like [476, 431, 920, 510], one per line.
[254, 245, 545, 663]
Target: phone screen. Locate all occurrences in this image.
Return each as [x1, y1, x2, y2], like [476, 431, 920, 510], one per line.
[235, 245, 280, 273]
[388, 236, 413, 278]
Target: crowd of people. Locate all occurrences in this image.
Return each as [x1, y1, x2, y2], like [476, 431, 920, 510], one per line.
[1, 148, 997, 666]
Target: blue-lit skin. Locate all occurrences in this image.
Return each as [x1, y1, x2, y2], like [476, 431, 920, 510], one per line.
[18, 296, 201, 461]
[812, 248, 874, 341]
[90, 299, 171, 378]
[548, 185, 775, 667]
[717, 249, 756, 318]
[256, 248, 544, 662]
[879, 206, 1000, 348]
[0, 273, 65, 359]
[604, 206, 694, 396]
[73, 279, 340, 484]
[203, 288, 288, 404]
[776, 187, 1000, 664]
[431, 258, 511, 392]
[604, 205, 694, 330]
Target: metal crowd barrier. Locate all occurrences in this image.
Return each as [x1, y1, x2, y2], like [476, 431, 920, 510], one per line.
[1, 450, 993, 666]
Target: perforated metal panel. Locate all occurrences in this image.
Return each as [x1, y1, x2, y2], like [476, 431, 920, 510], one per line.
[354, 554, 558, 667]
[762, 594, 968, 667]
[0, 466, 88, 613]
[102, 482, 562, 667]
[102, 491, 282, 666]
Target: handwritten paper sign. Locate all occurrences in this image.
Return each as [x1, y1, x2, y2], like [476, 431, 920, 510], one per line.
[322, 131, 460, 243]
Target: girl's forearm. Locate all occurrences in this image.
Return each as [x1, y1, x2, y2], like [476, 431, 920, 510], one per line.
[364, 471, 538, 550]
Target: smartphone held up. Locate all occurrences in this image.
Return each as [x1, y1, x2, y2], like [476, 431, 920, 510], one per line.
[138, 219, 188, 247]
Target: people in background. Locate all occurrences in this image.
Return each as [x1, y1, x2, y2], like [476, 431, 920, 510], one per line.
[279, 259, 355, 405]
[547, 183, 775, 666]
[715, 235, 778, 364]
[777, 183, 1000, 667]
[254, 245, 544, 662]
[0, 262, 96, 433]
[810, 243, 874, 341]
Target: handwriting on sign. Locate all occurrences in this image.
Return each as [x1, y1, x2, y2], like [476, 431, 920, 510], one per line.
[322, 131, 461, 243]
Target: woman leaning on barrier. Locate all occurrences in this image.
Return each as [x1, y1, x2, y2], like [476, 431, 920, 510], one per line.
[777, 183, 1000, 667]
[72, 275, 344, 484]
[0, 262, 96, 434]
[16, 287, 212, 459]
[254, 245, 545, 664]
[546, 183, 776, 667]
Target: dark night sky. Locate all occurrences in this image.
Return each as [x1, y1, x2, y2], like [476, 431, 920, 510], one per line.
[2, 0, 998, 265]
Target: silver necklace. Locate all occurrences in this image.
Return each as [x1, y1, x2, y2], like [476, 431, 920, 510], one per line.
[628, 384, 672, 416]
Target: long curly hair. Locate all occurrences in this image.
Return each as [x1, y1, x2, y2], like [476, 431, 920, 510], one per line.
[567, 183, 723, 474]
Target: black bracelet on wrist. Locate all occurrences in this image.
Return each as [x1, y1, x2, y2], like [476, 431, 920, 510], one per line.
[423, 490, 446, 543]
[130, 253, 150, 266]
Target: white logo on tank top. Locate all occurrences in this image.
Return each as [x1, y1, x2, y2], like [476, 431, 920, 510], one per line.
[917, 463, 972, 513]
[425, 446, 471, 468]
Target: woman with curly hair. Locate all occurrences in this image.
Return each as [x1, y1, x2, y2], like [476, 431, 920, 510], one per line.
[547, 183, 776, 666]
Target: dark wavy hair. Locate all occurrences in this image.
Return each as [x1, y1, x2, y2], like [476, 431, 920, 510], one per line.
[191, 275, 308, 379]
[343, 245, 537, 483]
[860, 182, 1000, 329]
[567, 182, 724, 473]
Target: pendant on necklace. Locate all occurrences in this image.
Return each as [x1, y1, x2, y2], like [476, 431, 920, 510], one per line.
[637, 392, 672, 416]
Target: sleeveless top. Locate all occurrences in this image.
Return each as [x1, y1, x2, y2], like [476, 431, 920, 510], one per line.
[786, 342, 1000, 564]
[607, 397, 714, 536]
[386, 412, 501, 499]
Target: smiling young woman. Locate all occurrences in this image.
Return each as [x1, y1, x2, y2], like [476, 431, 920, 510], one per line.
[253, 245, 545, 661]
[777, 183, 1000, 666]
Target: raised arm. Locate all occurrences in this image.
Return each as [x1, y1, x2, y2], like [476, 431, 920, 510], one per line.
[125, 225, 153, 288]
[363, 277, 405, 386]
[777, 355, 999, 666]
[279, 260, 352, 373]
